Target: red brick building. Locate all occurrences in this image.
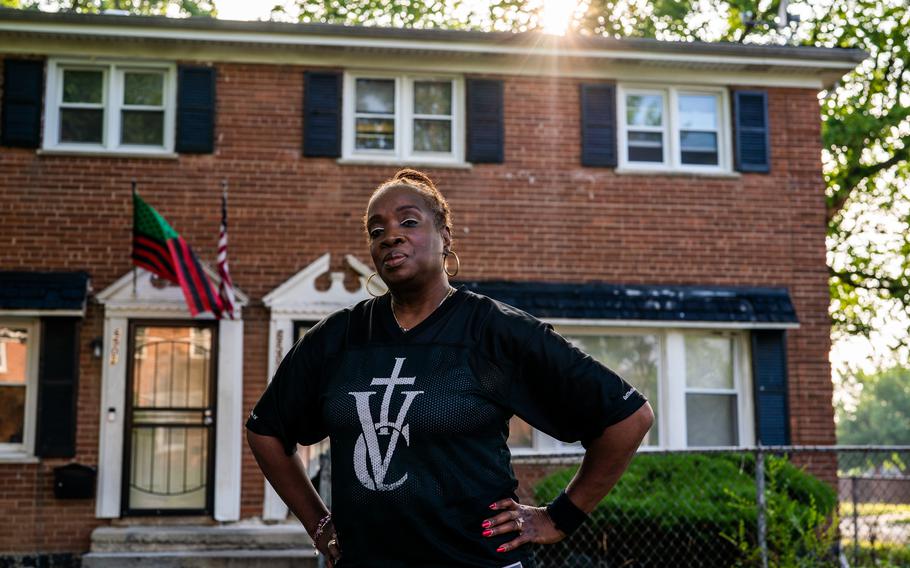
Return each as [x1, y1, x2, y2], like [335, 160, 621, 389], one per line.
[0, 8, 862, 564]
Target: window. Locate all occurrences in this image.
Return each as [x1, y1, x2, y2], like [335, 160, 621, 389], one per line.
[343, 73, 464, 164]
[44, 60, 176, 154]
[618, 85, 730, 173]
[684, 334, 738, 446]
[567, 333, 661, 446]
[0, 321, 38, 456]
[507, 327, 753, 452]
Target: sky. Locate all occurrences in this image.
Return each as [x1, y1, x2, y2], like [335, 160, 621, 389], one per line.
[214, 0, 275, 22]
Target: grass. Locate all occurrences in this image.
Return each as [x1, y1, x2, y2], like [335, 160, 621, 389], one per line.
[840, 502, 910, 517]
[842, 541, 910, 568]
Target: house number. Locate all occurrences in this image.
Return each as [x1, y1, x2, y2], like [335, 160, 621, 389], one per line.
[274, 329, 284, 370]
[109, 327, 121, 366]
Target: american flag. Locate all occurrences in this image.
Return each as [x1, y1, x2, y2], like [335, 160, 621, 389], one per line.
[217, 185, 237, 319]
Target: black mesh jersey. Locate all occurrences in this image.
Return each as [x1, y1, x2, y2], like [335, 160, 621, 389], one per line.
[246, 287, 647, 567]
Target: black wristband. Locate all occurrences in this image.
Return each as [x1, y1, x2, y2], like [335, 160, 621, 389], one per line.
[546, 490, 588, 535]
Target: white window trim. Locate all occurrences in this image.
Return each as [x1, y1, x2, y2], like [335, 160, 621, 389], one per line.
[679, 330, 754, 448]
[43, 58, 177, 155]
[508, 326, 754, 453]
[0, 319, 40, 460]
[617, 83, 732, 175]
[342, 71, 465, 166]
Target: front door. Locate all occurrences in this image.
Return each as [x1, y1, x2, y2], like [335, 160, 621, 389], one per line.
[122, 322, 217, 515]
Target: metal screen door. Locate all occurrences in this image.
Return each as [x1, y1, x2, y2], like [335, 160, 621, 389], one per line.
[122, 322, 217, 515]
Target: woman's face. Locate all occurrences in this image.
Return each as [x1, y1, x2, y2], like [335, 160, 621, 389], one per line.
[365, 185, 450, 290]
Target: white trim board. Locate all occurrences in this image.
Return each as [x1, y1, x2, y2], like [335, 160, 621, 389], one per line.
[0, 309, 85, 317]
[0, 36, 857, 89]
[0, 22, 862, 71]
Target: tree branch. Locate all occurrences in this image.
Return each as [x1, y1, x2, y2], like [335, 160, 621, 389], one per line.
[827, 147, 910, 222]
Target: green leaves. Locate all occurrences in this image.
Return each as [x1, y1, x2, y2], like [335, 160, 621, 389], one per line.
[15, 0, 215, 16]
[837, 366, 910, 446]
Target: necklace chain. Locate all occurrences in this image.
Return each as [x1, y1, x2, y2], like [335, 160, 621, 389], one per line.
[392, 286, 455, 333]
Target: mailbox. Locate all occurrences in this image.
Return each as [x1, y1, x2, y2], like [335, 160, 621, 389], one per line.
[53, 463, 96, 499]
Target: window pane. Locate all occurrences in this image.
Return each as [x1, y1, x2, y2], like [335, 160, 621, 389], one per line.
[681, 131, 718, 165]
[678, 94, 717, 130]
[60, 109, 104, 143]
[133, 326, 212, 409]
[626, 94, 663, 127]
[0, 327, 28, 383]
[414, 81, 452, 115]
[507, 416, 533, 448]
[356, 79, 395, 114]
[685, 335, 733, 389]
[0, 386, 25, 443]
[355, 117, 395, 150]
[124, 72, 164, 106]
[413, 119, 452, 152]
[63, 69, 103, 104]
[566, 334, 660, 446]
[628, 131, 663, 162]
[0, 326, 29, 445]
[686, 393, 738, 446]
[129, 426, 207, 510]
[121, 110, 164, 146]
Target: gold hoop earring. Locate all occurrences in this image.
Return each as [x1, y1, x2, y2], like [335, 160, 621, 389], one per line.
[443, 251, 460, 278]
[365, 272, 386, 297]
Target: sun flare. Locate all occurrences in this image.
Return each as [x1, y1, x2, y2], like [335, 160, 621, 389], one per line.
[540, 0, 579, 35]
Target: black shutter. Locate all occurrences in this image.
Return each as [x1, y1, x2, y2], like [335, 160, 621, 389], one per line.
[176, 66, 216, 154]
[303, 71, 341, 158]
[36, 318, 81, 458]
[580, 83, 617, 167]
[751, 330, 790, 445]
[466, 79, 503, 163]
[2, 59, 44, 148]
[733, 90, 770, 173]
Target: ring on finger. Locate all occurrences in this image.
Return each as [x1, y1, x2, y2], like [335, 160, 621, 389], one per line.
[515, 516, 524, 534]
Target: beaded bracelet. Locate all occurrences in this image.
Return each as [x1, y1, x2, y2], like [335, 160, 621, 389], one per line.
[546, 490, 588, 535]
[312, 513, 333, 543]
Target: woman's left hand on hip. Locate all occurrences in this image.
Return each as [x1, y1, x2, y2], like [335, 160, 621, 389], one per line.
[481, 498, 566, 553]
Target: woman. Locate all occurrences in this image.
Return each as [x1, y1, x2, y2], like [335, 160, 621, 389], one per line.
[246, 169, 654, 567]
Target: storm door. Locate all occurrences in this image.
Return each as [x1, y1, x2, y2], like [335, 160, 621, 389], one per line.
[122, 322, 217, 515]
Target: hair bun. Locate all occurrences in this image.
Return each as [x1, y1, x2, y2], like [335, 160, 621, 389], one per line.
[394, 168, 437, 191]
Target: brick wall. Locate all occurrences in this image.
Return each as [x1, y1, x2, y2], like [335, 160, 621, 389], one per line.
[0, 57, 833, 553]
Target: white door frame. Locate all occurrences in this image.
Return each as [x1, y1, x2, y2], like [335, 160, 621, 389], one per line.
[95, 268, 247, 521]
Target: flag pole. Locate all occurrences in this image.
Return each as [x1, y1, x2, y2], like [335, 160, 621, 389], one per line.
[131, 179, 137, 299]
[221, 179, 228, 319]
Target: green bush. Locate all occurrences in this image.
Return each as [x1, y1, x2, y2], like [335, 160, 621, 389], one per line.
[532, 453, 838, 567]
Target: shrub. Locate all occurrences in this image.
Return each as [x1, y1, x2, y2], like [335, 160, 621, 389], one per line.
[532, 453, 837, 567]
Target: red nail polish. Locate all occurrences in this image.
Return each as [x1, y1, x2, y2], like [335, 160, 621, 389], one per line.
[497, 546, 506, 553]
[481, 520, 491, 528]
[482, 529, 493, 537]
[489, 503, 497, 509]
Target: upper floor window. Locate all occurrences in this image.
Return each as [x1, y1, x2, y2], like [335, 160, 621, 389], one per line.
[618, 85, 731, 173]
[343, 72, 464, 164]
[44, 59, 176, 154]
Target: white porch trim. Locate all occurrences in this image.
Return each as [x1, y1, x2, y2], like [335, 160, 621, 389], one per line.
[260, 253, 374, 520]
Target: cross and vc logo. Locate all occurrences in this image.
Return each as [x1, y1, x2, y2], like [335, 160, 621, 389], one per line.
[349, 357, 423, 491]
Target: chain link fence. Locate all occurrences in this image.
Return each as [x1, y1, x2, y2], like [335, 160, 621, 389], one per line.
[513, 446, 910, 568]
